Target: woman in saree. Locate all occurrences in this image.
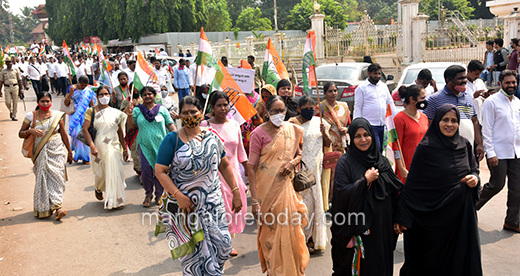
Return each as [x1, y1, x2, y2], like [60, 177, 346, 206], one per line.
[330, 118, 403, 276]
[201, 92, 248, 257]
[255, 84, 276, 120]
[82, 85, 129, 210]
[247, 95, 309, 276]
[19, 92, 73, 220]
[120, 84, 143, 176]
[394, 104, 482, 275]
[288, 96, 332, 254]
[64, 75, 95, 164]
[154, 96, 242, 276]
[125, 86, 176, 207]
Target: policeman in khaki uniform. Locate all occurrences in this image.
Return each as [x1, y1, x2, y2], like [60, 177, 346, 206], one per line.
[0, 56, 24, 121]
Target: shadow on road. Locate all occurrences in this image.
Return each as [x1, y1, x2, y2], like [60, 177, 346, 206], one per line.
[479, 227, 516, 246]
[107, 257, 180, 276]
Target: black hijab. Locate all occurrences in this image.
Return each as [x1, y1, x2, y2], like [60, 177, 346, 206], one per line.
[347, 118, 403, 200]
[394, 104, 479, 230]
[419, 103, 466, 150]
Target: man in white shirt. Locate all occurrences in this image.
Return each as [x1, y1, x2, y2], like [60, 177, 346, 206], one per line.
[30, 41, 40, 55]
[37, 57, 49, 92]
[465, 60, 487, 124]
[18, 57, 29, 90]
[47, 56, 57, 94]
[27, 56, 43, 97]
[353, 63, 396, 152]
[55, 56, 70, 96]
[415, 69, 438, 96]
[152, 58, 168, 85]
[85, 55, 94, 84]
[124, 60, 136, 83]
[120, 53, 129, 69]
[477, 70, 520, 233]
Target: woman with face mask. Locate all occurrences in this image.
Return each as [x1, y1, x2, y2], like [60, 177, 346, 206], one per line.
[124, 86, 176, 207]
[247, 95, 309, 276]
[18, 92, 73, 220]
[393, 84, 429, 183]
[82, 86, 128, 209]
[255, 84, 276, 119]
[288, 96, 332, 254]
[394, 104, 482, 275]
[200, 92, 248, 257]
[276, 79, 300, 121]
[154, 95, 242, 275]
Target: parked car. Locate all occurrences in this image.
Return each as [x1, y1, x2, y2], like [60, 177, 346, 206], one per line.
[294, 62, 395, 113]
[155, 56, 196, 69]
[391, 62, 466, 111]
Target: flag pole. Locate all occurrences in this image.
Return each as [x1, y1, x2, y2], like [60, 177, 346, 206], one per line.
[202, 88, 210, 115]
[130, 83, 134, 101]
[313, 64, 322, 123]
[193, 64, 199, 96]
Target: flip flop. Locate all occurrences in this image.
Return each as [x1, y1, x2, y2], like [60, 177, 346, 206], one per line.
[95, 190, 103, 201]
[230, 248, 238, 257]
[143, 196, 152, 207]
[55, 209, 67, 220]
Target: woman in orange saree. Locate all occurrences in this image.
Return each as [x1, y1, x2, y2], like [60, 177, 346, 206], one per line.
[247, 95, 310, 276]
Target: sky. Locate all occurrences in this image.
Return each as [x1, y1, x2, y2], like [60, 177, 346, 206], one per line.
[9, 0, 45, 15]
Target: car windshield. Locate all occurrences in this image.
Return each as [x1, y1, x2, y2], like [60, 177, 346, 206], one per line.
[316, 66, 358, 80]
[403, 68, 446, 85]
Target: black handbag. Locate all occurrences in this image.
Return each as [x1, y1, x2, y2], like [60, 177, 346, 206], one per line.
[293, 161, 317, 192]
[77, 108, 97, 146]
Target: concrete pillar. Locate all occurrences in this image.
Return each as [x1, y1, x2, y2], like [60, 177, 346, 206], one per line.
[504, 9, 520, 45]
[412, 14, 429, 63]
[246, 35, 254, 56]
[224, 38, 232, 58]
[273, 32, 282, 57]
[399, 0, 421, 64]
[310, 13, 325, 61]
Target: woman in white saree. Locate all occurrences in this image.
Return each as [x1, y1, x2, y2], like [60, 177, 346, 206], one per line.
[82, 85, 129, 209]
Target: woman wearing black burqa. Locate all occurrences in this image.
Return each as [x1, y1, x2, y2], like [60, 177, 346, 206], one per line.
[394, 104, 482, 276]
[331, 118, 403, 275]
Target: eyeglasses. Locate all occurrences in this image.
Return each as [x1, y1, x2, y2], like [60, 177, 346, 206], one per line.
[269, 108, 286, 115]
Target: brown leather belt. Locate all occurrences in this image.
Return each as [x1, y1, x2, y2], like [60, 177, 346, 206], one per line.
[4, 83, 18, 87]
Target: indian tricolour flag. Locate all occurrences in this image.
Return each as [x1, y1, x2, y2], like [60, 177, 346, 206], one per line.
[62, 41, 76, 76]
[133, 51, 158, 91]
[302, 30, 317, 93]
[210, 60, 257, 125]
[384, 103, 399, 168]
[195, 27, 219, 70]
[262, 37, 289, 88]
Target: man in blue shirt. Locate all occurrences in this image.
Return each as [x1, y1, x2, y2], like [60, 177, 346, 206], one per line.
[423, 65, 485, 162]
[174, 59, 190, 102]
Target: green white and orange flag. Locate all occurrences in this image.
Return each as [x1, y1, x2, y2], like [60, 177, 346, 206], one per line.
[195, 27, 219, 71]
[133, 51, 159, 91]
[38, 46, 45, 57]
[62, 41, 76, 76]
[262, 37, 289, 88]
[384, 103, 399, 167]
[210, 60, 257, 124]
[302, 30, 317, 93]
[4, 45, 9, 53]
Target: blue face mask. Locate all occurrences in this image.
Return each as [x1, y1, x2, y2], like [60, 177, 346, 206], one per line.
[300, 109, 314, 120]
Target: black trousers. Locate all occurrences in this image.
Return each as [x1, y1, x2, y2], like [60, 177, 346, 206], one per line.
[57, 77, 68, 96]
[50, 77, 58, 92]
[476, 158, 520, 227]
[31, 79, 42, 97]
[87, 74, 93, 85]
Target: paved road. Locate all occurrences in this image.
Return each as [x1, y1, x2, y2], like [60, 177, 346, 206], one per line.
[0, 87, 519, 275]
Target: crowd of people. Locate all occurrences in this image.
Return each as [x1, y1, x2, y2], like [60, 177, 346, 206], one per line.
[2, 41, 520, 276]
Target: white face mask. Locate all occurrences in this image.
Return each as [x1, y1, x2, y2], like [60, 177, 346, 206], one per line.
[99, 95, 111, 105]
[269, 114, 285, 127]
[161, 90, 168, 98]
[202, 93, 208, 99]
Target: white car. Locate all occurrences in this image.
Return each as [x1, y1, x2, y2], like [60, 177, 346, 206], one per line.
[392, 62, 466, 111]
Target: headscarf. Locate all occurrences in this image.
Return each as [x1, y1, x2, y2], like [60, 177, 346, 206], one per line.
[255, 84, 276, 113]
[394, 104, 478, 230]
[419, 103, 466, 150]
[347, 118, 403, 200]
[276, 79, 292, 92]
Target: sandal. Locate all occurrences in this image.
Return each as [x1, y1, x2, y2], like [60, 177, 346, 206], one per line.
[230, 248, 238, 257]
[95, 190, 103, 201]
[55, 209, 67, 220]
[83, 161, 91, 165]
[307, 241, 316, 254]
[114, 205, 124, 210]
[155, 196, 161, 206]
[143, 195, 153, 207]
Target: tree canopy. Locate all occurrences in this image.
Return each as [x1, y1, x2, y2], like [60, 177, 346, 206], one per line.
[235, 7, 273, 31]
[420, 0, 475, 20]
[0, 2, 40, 45]
[286, 0, 362, 31]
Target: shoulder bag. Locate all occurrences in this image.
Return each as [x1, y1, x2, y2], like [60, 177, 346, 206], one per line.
[323, 151, 342, 170]
[77, 107, 97, 146]
[293, 161, 317, 192]
[21, 111, 37, 159]
[60, 98, 75, 115]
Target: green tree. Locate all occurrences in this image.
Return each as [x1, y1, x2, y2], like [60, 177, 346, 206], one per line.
[235, 7, 272, 31]
[358, 0, 397, 21]
[286, 0, 357, 31]
[17, 6, 40, 43]
[420, 0, 474, 20]
[205, 0, 232, 32]
[227, 0, 250, 25]
[256, 0, 300, 30]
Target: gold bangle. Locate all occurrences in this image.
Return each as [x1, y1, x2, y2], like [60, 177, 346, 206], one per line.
[231, 186, 239, 193]
[173, 190, 180, 198]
